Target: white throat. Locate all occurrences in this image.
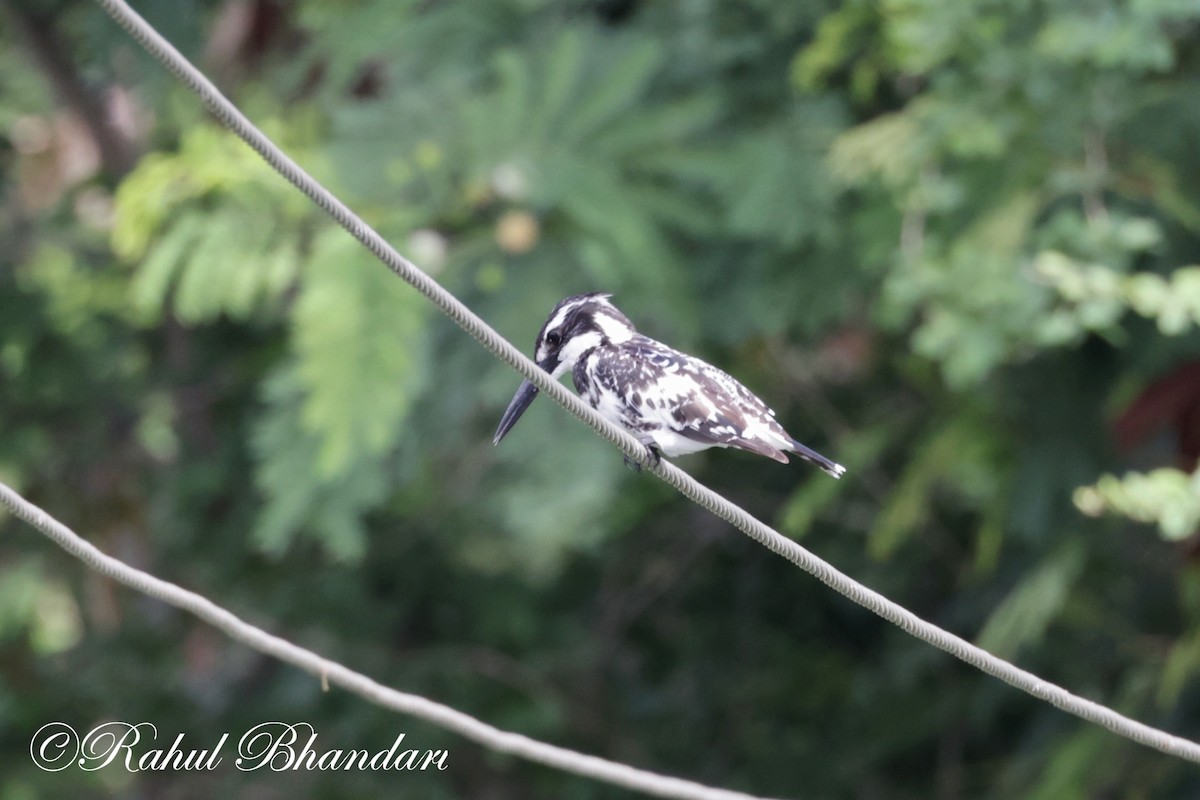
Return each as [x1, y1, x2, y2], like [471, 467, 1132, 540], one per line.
[552, 330, 604, 378]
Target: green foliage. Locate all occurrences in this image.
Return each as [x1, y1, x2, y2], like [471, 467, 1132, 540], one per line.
[113, 126, 309, 323]
[0, 560, 81, 655]
[107, 122, 431, 556]
[1158, 629, 1200, 709]
[16, 242, 134, 335]
[779, 421, 895, 538]
[812, 0, 1200, 392]
[5, 0, 1200, 797]
[868, 412, 1004, 558]
[976, 541, 1085, 659]
[1075, 468, 1200, 541]
[292, 230, 429, 476]
[251, 369, 389, 560]
[1038, 252, 1200, 338]
[249, 229, 429, 557]
[476, 424, 625, 575]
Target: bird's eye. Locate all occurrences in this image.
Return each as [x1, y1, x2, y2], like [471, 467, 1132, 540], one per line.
[546, 330, 562, 347]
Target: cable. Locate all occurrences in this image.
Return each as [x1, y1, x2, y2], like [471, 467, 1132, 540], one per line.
[0, 482, 777, 800]
[88, 0, 1200, 765]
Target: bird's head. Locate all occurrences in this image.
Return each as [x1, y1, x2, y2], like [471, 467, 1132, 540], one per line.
[493, 292, 636, 446]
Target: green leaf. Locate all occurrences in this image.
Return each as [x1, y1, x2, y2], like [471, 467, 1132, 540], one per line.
[527, 29, 584, 139]
[130, 211, 203, 319]
[116, 125, 311, 323]
[1022, 727, 1112, 800]
[251, 369, 386, 561]
[1074, 467, 1200, 540]
[293, 227, 429, 476]
[976, 541, 1085, 659]
[560, 38, 663, 144]
[779, 421, 895, 538]
[868, 413, 1003, 558]
[1158, 630, 1200, 709]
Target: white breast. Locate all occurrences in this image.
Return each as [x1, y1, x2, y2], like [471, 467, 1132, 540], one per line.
[645, 428, 721, 457]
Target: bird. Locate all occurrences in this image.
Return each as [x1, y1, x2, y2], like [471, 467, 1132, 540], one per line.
[493, 292, 846, 478]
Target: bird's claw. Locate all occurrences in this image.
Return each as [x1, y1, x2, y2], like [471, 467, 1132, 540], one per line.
[624, 445, 662, 472]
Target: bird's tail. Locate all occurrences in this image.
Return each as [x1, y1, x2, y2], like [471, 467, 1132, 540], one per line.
[790, 439, 846, 479]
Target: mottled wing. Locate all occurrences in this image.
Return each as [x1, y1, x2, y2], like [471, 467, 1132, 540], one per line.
[592, 338, 793, 462]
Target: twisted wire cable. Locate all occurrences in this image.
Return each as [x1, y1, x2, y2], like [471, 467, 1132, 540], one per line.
[0, 482, 777, 799]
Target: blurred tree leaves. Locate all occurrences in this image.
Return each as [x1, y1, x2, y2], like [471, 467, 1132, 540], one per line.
[113, 125, 309, 323]
[291, 229, 428, 477]
[252, 368, 388, 560]
[108, 121, 431, 556]
[4, 0, 1200, 797]
[1075, 468, 1200, 541]
[976, 540, 1085, 659]
[0, 560, 82, 655]
[250, 229, 429, 559]
[869, 412, 1005, 559]
[1038, 253, 1200, 339]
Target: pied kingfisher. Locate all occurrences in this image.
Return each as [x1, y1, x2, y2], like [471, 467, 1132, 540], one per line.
[493, 293, 846, 478]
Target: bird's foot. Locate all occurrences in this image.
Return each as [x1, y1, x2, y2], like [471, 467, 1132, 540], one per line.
[624, 445, 662, 472]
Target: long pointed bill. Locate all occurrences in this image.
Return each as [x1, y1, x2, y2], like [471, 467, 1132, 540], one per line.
[493, 379, 541, 445]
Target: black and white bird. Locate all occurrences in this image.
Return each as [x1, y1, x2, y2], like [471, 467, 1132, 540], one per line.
[493, 293, 846, 478]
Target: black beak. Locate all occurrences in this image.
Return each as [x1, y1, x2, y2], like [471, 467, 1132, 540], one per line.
[493, 378, 541, 445]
